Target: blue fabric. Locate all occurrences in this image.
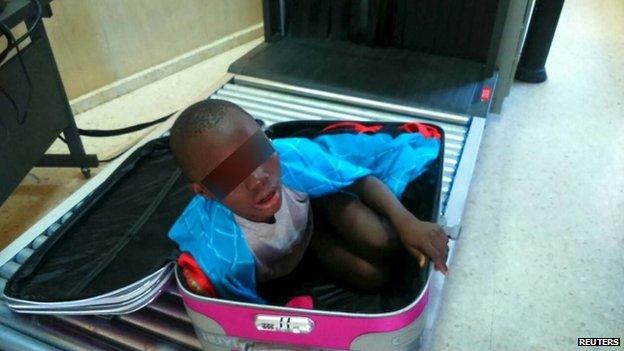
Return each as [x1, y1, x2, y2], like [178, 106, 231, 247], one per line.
[169, 132, 440, 303]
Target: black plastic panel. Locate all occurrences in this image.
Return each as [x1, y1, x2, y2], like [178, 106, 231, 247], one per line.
[230, 37, 488, 115]
[0, 38, 71, 206]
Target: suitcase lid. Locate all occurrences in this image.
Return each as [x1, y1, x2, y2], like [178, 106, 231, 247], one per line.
[3, 137, 191, 312]
[229, 0, 508, 117]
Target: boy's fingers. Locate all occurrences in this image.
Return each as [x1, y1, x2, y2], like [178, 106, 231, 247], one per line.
[431, 232, 449, 258]
[405, 246, 427, 268]
[435, 261, 449, 275]
[426, 242, 449, 275]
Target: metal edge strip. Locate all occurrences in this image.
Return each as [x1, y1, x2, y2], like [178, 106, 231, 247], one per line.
[234, 75, 471, 126]
[440, 116, 486, 236]
[9, 266, 173, 315]
[3, 264, 173, 309]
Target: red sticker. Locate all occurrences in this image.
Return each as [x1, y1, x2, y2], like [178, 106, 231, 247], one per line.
[480, 85, 492, 102]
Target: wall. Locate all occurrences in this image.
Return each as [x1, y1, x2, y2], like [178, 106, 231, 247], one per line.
[43, 0, 263, 106]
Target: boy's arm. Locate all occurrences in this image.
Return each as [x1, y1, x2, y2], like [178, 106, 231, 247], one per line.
[345, 176, 449, 274]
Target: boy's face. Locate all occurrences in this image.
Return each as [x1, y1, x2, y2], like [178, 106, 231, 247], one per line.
[188, 117, 282, 223]
[218, 152, 282, 223]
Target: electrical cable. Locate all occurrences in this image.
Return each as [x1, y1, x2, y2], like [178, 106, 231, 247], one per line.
[77, 113, 173, 137]
[99, 148, 131, 163]
[75, 112, 173, 162]
[11, 0, 42, 47]
[0, 22, 12, 63]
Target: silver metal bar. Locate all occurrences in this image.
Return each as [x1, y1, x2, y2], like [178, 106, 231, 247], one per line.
[247, 108, 463, 145]
[45, 223, 61, 236]
[444, 142, 463, 151]
[235, 108, 292, 125]
[0, 324, 61, 351]
[212, 95, 325, 121]
[0, 261, 19, 279]
[30, 235, 47, 250]
[57, 315, 186, 351]
[234, 75, 471, 126]
[145, 296, 192, 324]
[15, 248, 34, 264]
[0, 304, 110, 351]
[218, 84, 470, 134]
[215, 88, 466, 137]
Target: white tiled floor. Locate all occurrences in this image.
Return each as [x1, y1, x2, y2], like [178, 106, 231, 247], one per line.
[1, 0, 622, 349]
[431, 1, 624, 350]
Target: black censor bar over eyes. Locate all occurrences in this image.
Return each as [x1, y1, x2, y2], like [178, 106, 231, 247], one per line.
[201, 130, 275, 201]
[578, 338, 620, 347]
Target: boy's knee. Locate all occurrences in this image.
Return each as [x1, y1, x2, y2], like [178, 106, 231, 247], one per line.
[337, 198, 400, 251]
[353, 260, 389, 292]
[368, 224, 400, 252]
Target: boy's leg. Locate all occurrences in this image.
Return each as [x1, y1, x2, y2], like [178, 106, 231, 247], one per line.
[313, 192, 403, 262]
[310, 227, 390, 292]
[310, 192, 409, 291]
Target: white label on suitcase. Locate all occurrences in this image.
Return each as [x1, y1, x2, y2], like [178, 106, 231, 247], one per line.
[255, 315, 314, 334]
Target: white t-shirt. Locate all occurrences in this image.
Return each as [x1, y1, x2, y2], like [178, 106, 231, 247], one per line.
[233, 186, 313, 282]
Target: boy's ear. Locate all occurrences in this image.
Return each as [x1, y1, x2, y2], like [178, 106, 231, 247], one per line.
[189, 183, 213, 199]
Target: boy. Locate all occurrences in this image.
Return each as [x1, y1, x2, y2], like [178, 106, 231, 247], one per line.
[169, 99, 448, 302]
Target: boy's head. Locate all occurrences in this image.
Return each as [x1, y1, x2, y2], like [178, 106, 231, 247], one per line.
[170, 99, 282, 222]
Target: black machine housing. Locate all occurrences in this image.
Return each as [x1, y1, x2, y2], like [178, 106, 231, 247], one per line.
[229, 0, 510, 118]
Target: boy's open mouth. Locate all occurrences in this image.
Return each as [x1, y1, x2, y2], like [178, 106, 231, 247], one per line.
[254, 187, 280, 210]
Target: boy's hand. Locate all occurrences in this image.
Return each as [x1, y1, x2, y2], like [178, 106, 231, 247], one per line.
[395, 214, 449, 275]
[346, 176, 449, 274]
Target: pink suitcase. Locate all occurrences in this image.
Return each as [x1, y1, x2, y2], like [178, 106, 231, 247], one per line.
[177, 266, 432, 351]
[176, 120, 445, 351]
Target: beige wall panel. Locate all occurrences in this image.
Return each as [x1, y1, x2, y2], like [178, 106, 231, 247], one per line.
[43, 0, 262, 99]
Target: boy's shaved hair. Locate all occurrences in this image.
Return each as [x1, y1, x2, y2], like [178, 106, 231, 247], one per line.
[169, 99, 253, 181]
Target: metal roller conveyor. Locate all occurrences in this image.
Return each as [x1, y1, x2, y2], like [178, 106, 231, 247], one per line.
[117, 308, 203, 350]
[56, 313, 196, 351]
[144, 293, 193, 324]
[0, 304, 112, 351]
